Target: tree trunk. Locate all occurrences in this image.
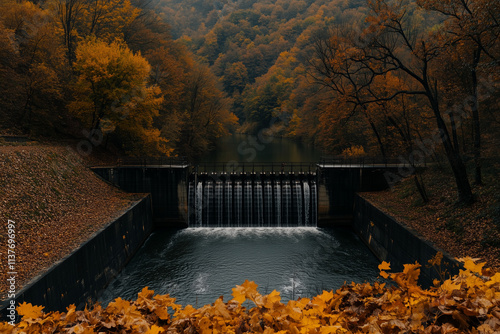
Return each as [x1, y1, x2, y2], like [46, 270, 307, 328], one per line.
[425, 83, 473, 204]
[368, 119, 386, 160]
[448, 110, 460, 154]
[434, 108, 474, 204]
[460, 122, 467, 154]
[413, 173, 429, 203]
[387, 115, 429, 203]
[471, 47, 482, 185]
[364, 108, 386, 160]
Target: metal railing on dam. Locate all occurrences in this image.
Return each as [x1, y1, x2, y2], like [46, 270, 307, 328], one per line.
[317, 156, 426, 168]
[97, 155, 419, 170]
[191, 162, 317, 173]
[115, 157, 189, 168]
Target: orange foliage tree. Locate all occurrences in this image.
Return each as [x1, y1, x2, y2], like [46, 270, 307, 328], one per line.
[308, 0, 480, 204]
[417, 0, 500, 185]
[69, 37, 171, 155]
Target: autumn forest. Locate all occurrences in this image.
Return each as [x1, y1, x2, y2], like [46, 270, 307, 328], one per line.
[2, 1, 500, 331]
[0, 0, 499, 203]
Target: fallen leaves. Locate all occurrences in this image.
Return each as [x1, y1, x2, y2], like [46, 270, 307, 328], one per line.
[2, 258, 500, 333]
[459, 257, 487, 275]
[0, 146, 138, 300]
[378, 261, 391, 279]
[16, 302, 44, 320]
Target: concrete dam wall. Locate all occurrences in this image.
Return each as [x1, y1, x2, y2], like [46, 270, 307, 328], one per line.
[93, 166, 189, 227]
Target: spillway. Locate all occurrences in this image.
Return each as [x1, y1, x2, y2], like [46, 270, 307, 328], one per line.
[188, 172, 317, 227]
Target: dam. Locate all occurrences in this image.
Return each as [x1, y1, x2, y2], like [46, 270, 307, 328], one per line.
[92, 158, 398, 227]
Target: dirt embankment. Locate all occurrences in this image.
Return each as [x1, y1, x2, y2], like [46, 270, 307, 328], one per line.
[0, 145, 139, 300]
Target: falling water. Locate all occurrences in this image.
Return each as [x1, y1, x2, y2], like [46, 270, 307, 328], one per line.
[282, 181, 291, 227]
[188, 181, 195, 224]
[234, 181, 242, 227]
[215, 181, 223, 227]
[204, 181, 213, 226]
[293, 181, 303, 226]
[196, 182, 203, 227]
[303, 181, 310, 226]
[274, 180, 281, 227]
[254, 181, 264, 227]
[244, 181, 252, 227]
[189, 173, 317, 227]
[224, 181, 232, 226]
[311, 180, 318, 225]
[264, 181, 272, 226]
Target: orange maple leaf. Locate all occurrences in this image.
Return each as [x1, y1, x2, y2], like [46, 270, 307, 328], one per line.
[403, 263, 421, 285]
[145, 325, 165, 334]
[232, 280, 259, 304]
[379, 261, 391, 279]
[459, 257, 486, 275]
[378, 261, 391, 271]
[138, 286, 155, 300]
[16, 302, 44, 320]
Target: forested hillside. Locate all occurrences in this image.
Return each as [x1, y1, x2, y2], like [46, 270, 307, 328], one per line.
[159, 0, 499, 204]
[1, 0, 498, 203]
[159, 0, 371, 133]
[0, 0, 238, 158]
[159, 0, 498, 158]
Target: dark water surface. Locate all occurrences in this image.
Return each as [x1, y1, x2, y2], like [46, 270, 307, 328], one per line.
[195, 134, 322, 163]
[99, 227, 381, 307]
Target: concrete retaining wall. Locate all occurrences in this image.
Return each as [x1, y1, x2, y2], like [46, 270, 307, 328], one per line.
[317, 167, 395, 226]
[1, 194, 153, 317]
[92, 167, 188, 227]
[353, 194, 460, 287]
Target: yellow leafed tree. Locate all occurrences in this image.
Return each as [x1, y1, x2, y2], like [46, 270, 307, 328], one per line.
[70, 37, 170, 156]
[79, 0, 139, 42]
[70, 37, 151, 130]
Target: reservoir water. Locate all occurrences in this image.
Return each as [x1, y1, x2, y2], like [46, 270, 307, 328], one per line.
[195, 133, 322, 163]
[99, 227, 381, 307]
